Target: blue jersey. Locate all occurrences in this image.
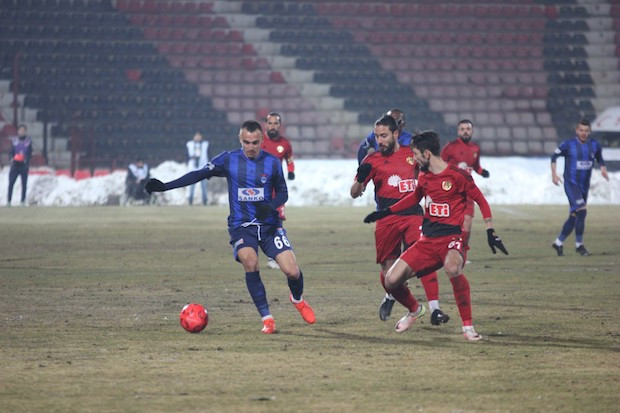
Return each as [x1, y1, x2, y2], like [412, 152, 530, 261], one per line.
[164, 149, 288, 229]
[551, 136, 605, 191]
[357, 130, 413, 164]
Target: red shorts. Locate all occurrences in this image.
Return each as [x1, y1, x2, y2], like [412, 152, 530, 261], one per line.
[399, 234, 465, 277]
[465, 197, 475, 217]
[375, 214, 423, 264]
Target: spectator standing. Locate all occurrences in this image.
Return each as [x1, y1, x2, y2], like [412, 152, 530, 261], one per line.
[125, 158, 150, 204]
[186, 131, 209, 205]
[7, 124, 32, 206]
[551, 119, 609, 256]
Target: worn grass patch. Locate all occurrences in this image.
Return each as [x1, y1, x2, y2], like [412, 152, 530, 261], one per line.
[1, 205, 618, 412]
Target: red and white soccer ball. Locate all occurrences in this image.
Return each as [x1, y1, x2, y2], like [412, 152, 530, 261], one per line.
[179, 303, 208, 333]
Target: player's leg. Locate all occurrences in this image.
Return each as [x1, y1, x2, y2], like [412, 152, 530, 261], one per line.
[19, 169, 28, 204]
[376, 217, 404, 320]
[442, 240, 481, 341]
[230, 227, 274, 333]
[553, 182, 583, 256]
[402, 216, 449, 324]
[384, 258, 426, 332]
[7, 166, 19, 205]
[574, 206, 589, 255]
[264, 228, 315, 325]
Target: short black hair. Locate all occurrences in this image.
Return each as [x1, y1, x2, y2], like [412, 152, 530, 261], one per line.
[241, 120, 263, 134]
[578, 118, 591, 128]
[266, 112, 281, 123]
[374, 114, 398, 133]
[458, 119, 474, 128]
[411, 130, 441, 156]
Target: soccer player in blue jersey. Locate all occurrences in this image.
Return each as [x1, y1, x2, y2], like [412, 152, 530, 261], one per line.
[551, 119, 609, 256]
[357, 109, 412, 164]
[145, 120, 315, 334]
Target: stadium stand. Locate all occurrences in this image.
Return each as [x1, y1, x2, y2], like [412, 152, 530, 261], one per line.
[1, 0, 620, 168]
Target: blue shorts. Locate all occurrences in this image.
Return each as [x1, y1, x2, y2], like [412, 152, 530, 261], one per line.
[564, 181, 588, 213]
[229, 224, 293, 262]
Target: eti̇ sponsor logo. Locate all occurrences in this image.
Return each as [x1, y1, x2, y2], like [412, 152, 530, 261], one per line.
[238, 187, 265, 202]
[428, 202, 450, 217]
[398, 179, 416, 193]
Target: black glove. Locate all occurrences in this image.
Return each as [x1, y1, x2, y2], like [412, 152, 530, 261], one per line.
[144, 179, 165, 194]
[363, 208, 392, 223]
[487, 228, 508, 255]
[288, 171, 295, 180]
[481, 169, 490, 178]
[254, 202, 277, 220]
[356, 163, 372, 183]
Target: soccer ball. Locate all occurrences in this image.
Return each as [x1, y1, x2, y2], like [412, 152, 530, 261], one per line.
[179, 303, 208, 333]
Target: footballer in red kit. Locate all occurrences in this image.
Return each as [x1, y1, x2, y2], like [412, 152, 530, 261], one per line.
[261, 112, 295, 270]
[440, 119, 490, 249]
[351, 115, 448, 332]
[364, 130, 508, 341]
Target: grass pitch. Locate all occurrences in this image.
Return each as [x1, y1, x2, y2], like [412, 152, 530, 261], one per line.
[0, 205, 619, 413]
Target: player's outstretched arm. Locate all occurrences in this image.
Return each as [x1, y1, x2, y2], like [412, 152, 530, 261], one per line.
[145, 179, 165, 194]
[487, 228, 508, 255]
[363, 208, 392, 223]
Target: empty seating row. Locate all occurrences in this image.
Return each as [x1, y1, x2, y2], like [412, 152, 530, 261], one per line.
[0, 10, 126, 25]
[1, 24, 141, 40]
[351, 28, 544, 45]
[116, 0, 213, 14]
[128, 13, 227, 28]
[1, 39, 154, 55]
[142, 28, 243, 42]
[269, 29, 352, 43]
[315, 3, 545, 18]
[1, 0, 112, 11]
[256, 16, 330, 29]
[382, 58, 544, 73]
[370, 44, 543, 59]
[167, 55, 271, 71]
[157, 42, 254, 56]
[17, 53, 168, 69]
[281, 44, 369, 58]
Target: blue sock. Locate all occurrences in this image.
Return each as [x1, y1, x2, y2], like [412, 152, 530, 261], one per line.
[558, 213, 576, 242]
[287, 271, 304, 301]
[245, 271, 270, 318]
[575, 209, 587, 245]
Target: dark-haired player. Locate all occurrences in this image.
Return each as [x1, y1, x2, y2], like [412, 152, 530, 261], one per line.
[440, 119, 490, 253]
[551, 119, 608, 256]
[261, 112, 295, 269]
[364, 130, 508, 341]
[351, 115, 449, 331]
[145, 120, 315, 334]
[357, 108, 411, 163]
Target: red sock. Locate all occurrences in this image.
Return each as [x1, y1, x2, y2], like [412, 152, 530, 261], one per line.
[450, 274, 472, 326]
[381, 270, 419, 312]
[421, 272, 439, 301]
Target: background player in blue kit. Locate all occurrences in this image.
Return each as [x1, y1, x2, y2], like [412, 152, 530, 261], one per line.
[551, 119, 609, 256]
[357, 109, 412, 163]
[145, 120, 315, 334]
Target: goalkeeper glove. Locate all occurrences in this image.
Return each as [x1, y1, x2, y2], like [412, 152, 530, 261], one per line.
[363, 208, 392, 223]
[144, 179, 165, 194]
[487, 228, 508, 255]
[254, 202, 277, 220]
[356, 163, 372, 183]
